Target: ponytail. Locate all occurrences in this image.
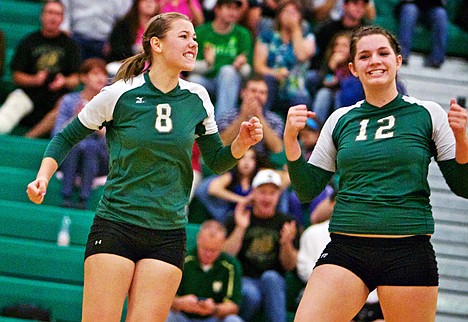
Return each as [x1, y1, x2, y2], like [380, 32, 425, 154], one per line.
[114, 52, 150, 82]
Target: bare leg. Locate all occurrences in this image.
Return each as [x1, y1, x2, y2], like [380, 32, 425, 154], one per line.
[377, 286, 438, 322]
[295, 264, 369, 322]
[82, 254, 135, 322]
[126, 259, 183, 322]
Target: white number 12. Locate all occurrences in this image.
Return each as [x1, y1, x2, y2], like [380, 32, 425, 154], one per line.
[356, 116, 395, 141]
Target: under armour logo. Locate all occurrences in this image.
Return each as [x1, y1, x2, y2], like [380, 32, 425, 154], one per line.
[319, 253, 328, 259]
[94, 240, 102, 245]
[135, 97, 145, 103]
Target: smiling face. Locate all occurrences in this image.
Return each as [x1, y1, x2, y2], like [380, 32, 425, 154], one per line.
[349, 34, 402, 91]
[151, 18, 198, 73]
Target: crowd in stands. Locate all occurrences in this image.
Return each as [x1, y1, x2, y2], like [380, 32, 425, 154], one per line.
[0, 0, 465, 320]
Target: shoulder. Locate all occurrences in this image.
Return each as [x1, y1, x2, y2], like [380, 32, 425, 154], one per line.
[233, 24, 252, 36]
[179, 78, 212, 102]
[195, 22, 212, 34]
[400, 95, 445, 114]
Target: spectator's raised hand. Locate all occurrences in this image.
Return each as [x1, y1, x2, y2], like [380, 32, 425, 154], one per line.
[35, 70, 49, 86]
[280, 220, 297, 245]
[204, 44, 216, 67]
[233, 53, 247, 70]
[49, 73, 66, 91]
[234, 200, 251, 229]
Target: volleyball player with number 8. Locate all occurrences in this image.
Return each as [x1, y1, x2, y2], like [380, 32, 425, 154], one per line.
[284, 26, 468, 321]
[26, 13, 262, 322]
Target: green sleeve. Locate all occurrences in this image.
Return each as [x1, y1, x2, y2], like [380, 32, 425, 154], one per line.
[43, 117, 95, 165]
[196, 133, 239, 175]
[437, 159, 468, 198]
[287, 156, 334, 203]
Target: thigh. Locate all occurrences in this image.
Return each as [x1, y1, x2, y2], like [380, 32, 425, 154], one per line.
[82, 253, 135, 322]
[126, 259, 183, 322]
[295, 264, 368, 322]
[377, 285, 438, 322]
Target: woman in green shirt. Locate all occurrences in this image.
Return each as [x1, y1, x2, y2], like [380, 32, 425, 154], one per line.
[284, 26, 468, 322]
[27, 12, 262, 322]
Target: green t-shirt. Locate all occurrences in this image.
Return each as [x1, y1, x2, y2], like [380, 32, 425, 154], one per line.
[293, 94, 461, 235]
[195, 22, 253, 78]
[44, 73, 238, 230]
[177, 248, 243, 319]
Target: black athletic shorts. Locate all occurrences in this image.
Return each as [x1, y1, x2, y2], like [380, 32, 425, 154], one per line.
[315, 233, 439, 291]
[85, 215, 186, 270]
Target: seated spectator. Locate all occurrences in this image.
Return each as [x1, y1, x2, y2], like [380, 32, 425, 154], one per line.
[224, 169, 300, 322]
[253, 0, 316, 119]
[107, 0, 160, 67]
[0, 0, 80, 137]
[159, 0, 204, 26]
[238, 0, 263, 37]
[193, 148, 261, 223]
[166, 220, 243, 322]
[52, 58, 109, 209]
[60, 0, 132, 60]
[217, 75, 284, 163]
[395, 0, 448, 68]
[303, 0, 375, 23]
[311, 31, 364, 123]
[188, 0, 253, 118]
[308, 0, 368, 73]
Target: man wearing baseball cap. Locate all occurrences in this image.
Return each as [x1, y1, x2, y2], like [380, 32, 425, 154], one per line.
[224, 169, 300, 322]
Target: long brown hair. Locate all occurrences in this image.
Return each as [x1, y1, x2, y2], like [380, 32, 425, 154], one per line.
[114, 12, 190, 82]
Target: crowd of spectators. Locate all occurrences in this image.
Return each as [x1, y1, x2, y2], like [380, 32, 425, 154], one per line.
[0, 0, 461, 320]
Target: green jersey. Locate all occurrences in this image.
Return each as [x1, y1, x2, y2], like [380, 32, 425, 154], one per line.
[195, 22, 253, 78]
[45, 73, 238, 230]
[177, 248, 242, 319]
[292, 94, 465, 235]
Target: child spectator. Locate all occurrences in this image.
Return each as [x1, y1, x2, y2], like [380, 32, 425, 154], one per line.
[52, 58, 109, 209]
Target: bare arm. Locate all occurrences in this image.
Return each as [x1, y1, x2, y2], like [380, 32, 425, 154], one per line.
[208, 172, 248, 204]
[291, 25, 315, 63]
[24, 101, 60, 138]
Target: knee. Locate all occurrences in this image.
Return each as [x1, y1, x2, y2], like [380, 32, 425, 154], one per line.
[223, 314, 244, 322]
[218, 65, 240, 81]
[400, 3, 419, 17]
[242, 283, 261, 301]
[431, 7, 448, 24]
[260, 270, 284, 286]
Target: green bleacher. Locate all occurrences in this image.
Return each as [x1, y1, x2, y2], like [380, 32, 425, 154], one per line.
[373, 0, 468, 58]
[0, 133, 203, 321]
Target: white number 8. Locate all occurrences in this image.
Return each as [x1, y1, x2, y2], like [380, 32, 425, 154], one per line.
[155, 104, 173, 133]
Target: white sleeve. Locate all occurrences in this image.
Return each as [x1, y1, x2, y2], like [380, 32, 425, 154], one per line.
[308, 105, 355, 171]
[428, 102, 456, 161]
[179, 79, 218, 136]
